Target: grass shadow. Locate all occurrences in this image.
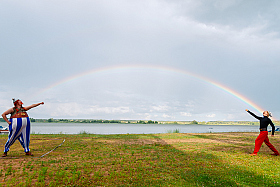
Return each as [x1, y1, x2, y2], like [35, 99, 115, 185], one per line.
[0, 133, 280, 186]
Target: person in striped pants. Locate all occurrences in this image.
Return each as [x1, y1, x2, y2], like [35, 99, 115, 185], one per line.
[2, 99, 44, 157]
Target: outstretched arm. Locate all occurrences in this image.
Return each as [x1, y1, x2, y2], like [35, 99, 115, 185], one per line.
[245, 109, 262, 120]
[24, 102, 44, 111]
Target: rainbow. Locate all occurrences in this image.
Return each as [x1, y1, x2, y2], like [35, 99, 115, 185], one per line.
[33, 64, 264, 114]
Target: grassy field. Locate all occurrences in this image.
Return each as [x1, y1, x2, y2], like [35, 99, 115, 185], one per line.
[0, 132, 280, 186]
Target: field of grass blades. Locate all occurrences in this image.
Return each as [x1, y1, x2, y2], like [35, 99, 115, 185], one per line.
[0, 132, 280, 186]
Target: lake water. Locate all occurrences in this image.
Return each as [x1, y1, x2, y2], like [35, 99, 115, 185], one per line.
[1, 122, 274, 134]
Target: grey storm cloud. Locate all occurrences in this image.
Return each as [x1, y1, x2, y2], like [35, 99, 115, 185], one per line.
[0, 0, 279, 121]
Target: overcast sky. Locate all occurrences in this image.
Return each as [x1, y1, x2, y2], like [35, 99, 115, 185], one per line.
[1, 0, 280, 121]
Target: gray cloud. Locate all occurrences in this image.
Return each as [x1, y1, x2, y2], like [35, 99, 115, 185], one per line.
[0, 0, 279, 121]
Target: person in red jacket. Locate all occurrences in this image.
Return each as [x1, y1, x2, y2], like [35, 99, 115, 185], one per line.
[2, 99, 44, 157]
[246, 109, 279, 156]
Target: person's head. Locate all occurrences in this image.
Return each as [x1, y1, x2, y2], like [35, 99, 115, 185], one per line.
[263, 111, 272, 117]
[13, 99, 23, 107]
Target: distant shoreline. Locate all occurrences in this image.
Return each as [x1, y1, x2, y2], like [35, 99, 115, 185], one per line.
[1, 118, 279, 126]
[2, 118, 279, 125]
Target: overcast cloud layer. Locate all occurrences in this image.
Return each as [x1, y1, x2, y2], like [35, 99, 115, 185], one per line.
[1, 0, 279, 121]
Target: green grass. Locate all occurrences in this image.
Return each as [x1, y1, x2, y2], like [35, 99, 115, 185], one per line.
[166, 129, 180, 133]
[0, 132, 280, 186]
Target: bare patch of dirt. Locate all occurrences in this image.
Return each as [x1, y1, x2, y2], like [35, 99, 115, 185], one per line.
[95, 138, 168, 145]
[164, 139, 221, 144]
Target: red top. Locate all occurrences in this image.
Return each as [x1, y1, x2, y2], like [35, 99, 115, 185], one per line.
[10, 107, 29, 118]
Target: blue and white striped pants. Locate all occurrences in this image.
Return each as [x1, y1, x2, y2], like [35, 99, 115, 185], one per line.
[4, 117, 31, 153]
